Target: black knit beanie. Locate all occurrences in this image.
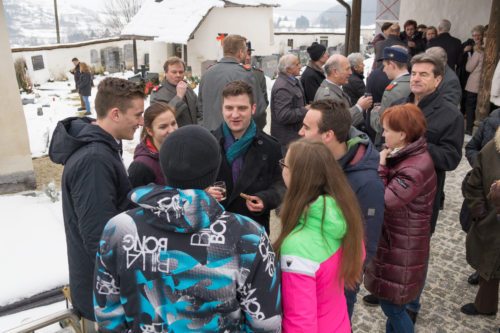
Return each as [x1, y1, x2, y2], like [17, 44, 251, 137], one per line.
[159, 125, 221, 190]
[307, 42, 327, 61]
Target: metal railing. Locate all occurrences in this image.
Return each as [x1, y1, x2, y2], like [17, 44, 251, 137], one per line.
[3, 308, 82, 333]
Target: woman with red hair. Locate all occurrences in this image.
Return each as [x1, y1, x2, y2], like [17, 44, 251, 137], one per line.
[364, 104, 437, 333]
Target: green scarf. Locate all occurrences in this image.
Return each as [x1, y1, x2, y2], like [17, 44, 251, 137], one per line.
[222, 120, 257, 164]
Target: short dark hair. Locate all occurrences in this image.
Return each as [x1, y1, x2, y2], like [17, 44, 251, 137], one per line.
[381, 103, 427, 143]
[381, 22, 393, 32]
[417, 24, 427, 30]
[309, 99, 351, 143]
[222, 35, 247, 57]
[71, 57, 78, 62]
[222, 80, 254, 105]
[411, 53, 444, 78]
[163, 56, 185, 72]
[94, 77, 145, 119]
[404, 19, 417, 30]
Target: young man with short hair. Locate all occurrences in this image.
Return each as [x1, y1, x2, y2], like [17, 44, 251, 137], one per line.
[211, 80, 285, 234]
[93, 125, 282, 332]
[299, 99, 384, 321]
[370, 46, 411, 148]
[150, 56, 200, 126]
[49, 77, 145, 328]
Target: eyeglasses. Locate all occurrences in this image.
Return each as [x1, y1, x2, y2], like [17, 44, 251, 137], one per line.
[279, 158, 288, 169]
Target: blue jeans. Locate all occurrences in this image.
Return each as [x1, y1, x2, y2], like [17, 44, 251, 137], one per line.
[406, 255, 430, 313]
[82, 95, 91, 114]
[345, 283, 360, 321]
[379, 299, 414, 333]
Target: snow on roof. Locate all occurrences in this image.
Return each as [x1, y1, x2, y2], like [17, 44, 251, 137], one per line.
[121, 0, 279, 44]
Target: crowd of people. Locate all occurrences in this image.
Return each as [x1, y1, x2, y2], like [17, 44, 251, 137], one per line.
[50, 19, 500, 332]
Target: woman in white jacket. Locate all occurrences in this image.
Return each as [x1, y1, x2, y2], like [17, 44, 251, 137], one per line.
[464, 25, 485, 135]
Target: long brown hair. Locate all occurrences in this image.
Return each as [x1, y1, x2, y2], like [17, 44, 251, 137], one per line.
[79, 62, 91, 73]
[274, 139, 365, 289]
[140, 102, 176, 142]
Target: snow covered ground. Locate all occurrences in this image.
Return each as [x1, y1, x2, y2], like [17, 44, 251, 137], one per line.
[0, 71, 144, 331]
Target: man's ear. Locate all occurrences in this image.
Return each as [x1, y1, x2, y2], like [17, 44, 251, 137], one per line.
[109, 107, 120, 122]
[322, 129, 335, 143]
[435, 75, 443, 87]
[251, 104, 256, 116]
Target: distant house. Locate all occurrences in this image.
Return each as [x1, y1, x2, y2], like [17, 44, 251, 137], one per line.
[274, 26, 376, 55]
[121, 0, 280, 77]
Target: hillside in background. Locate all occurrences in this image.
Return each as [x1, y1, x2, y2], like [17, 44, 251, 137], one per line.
[274, 0, 376, 29]
[4, 0, 110, 47]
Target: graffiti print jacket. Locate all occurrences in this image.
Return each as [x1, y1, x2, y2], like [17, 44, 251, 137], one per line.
[94, 185, 282, 333]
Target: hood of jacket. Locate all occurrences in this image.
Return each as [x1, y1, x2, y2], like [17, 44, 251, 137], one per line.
[338, 127, 379, 174]
[49, 117, 122, 165]
[129, 185, 225, 233]
[299, 195, 346, 238]
[133, 141, 159, 161]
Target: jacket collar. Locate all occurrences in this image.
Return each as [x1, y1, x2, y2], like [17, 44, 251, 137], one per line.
[307, 60, 324, 73]
[218, 57, 240, 64]
[408, 89, 440, 110]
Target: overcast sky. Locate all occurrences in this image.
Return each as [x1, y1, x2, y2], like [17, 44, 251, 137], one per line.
[46, 0, 338, 12]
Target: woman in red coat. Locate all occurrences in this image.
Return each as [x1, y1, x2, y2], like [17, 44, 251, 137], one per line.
[364, 104, 437, 333]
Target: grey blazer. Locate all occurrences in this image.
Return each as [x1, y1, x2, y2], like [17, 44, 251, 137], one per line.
[314, 79, 364, 126]
[150, 80, 200, 127]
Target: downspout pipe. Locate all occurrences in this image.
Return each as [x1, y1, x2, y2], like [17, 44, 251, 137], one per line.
[337, 0, 351, 56]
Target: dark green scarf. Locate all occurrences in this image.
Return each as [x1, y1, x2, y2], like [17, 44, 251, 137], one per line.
[222, 120, 257, 164]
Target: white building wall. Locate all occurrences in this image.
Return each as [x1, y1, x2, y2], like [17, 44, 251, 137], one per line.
[274, 34, 345, 54]
[273, 28, 374, 55]
[148, 42, 171, 75]
[187, 6, 275, 76]
[399, 0, 492, 41]
[12, 39, 152, 85]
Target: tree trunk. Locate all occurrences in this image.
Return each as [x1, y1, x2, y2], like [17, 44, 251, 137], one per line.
[349, 0, 362, 54]
[475, 0, 499, 126]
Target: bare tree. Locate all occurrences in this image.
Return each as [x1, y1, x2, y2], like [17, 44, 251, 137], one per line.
[103, 0, 144, 35]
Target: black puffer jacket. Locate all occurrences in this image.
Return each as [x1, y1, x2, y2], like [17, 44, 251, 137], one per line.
[48, 117, 133, 320]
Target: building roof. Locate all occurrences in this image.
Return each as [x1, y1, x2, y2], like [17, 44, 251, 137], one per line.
[121, 0, 279, 44]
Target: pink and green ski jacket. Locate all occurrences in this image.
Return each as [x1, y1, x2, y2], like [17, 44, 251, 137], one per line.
[280, 195, 351, 333]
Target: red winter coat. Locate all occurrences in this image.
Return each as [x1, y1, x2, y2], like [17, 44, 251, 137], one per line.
[364, 137, 437, 305]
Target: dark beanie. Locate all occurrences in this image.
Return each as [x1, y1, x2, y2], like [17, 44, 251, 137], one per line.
[159, 125, 221, 190]
[307, 42, 327, 61]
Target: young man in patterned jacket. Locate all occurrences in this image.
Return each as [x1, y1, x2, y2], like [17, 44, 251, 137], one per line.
[93, 125, 282, 333]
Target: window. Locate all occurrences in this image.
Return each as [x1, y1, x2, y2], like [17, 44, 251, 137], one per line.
[287, 39, 293, 48]
[31, 55, 44, 71]
[319, 37, 328, 48]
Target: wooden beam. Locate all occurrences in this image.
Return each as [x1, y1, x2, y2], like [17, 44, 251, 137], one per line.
[349, 0, 362, 53]
[475, 0, 499, 125]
